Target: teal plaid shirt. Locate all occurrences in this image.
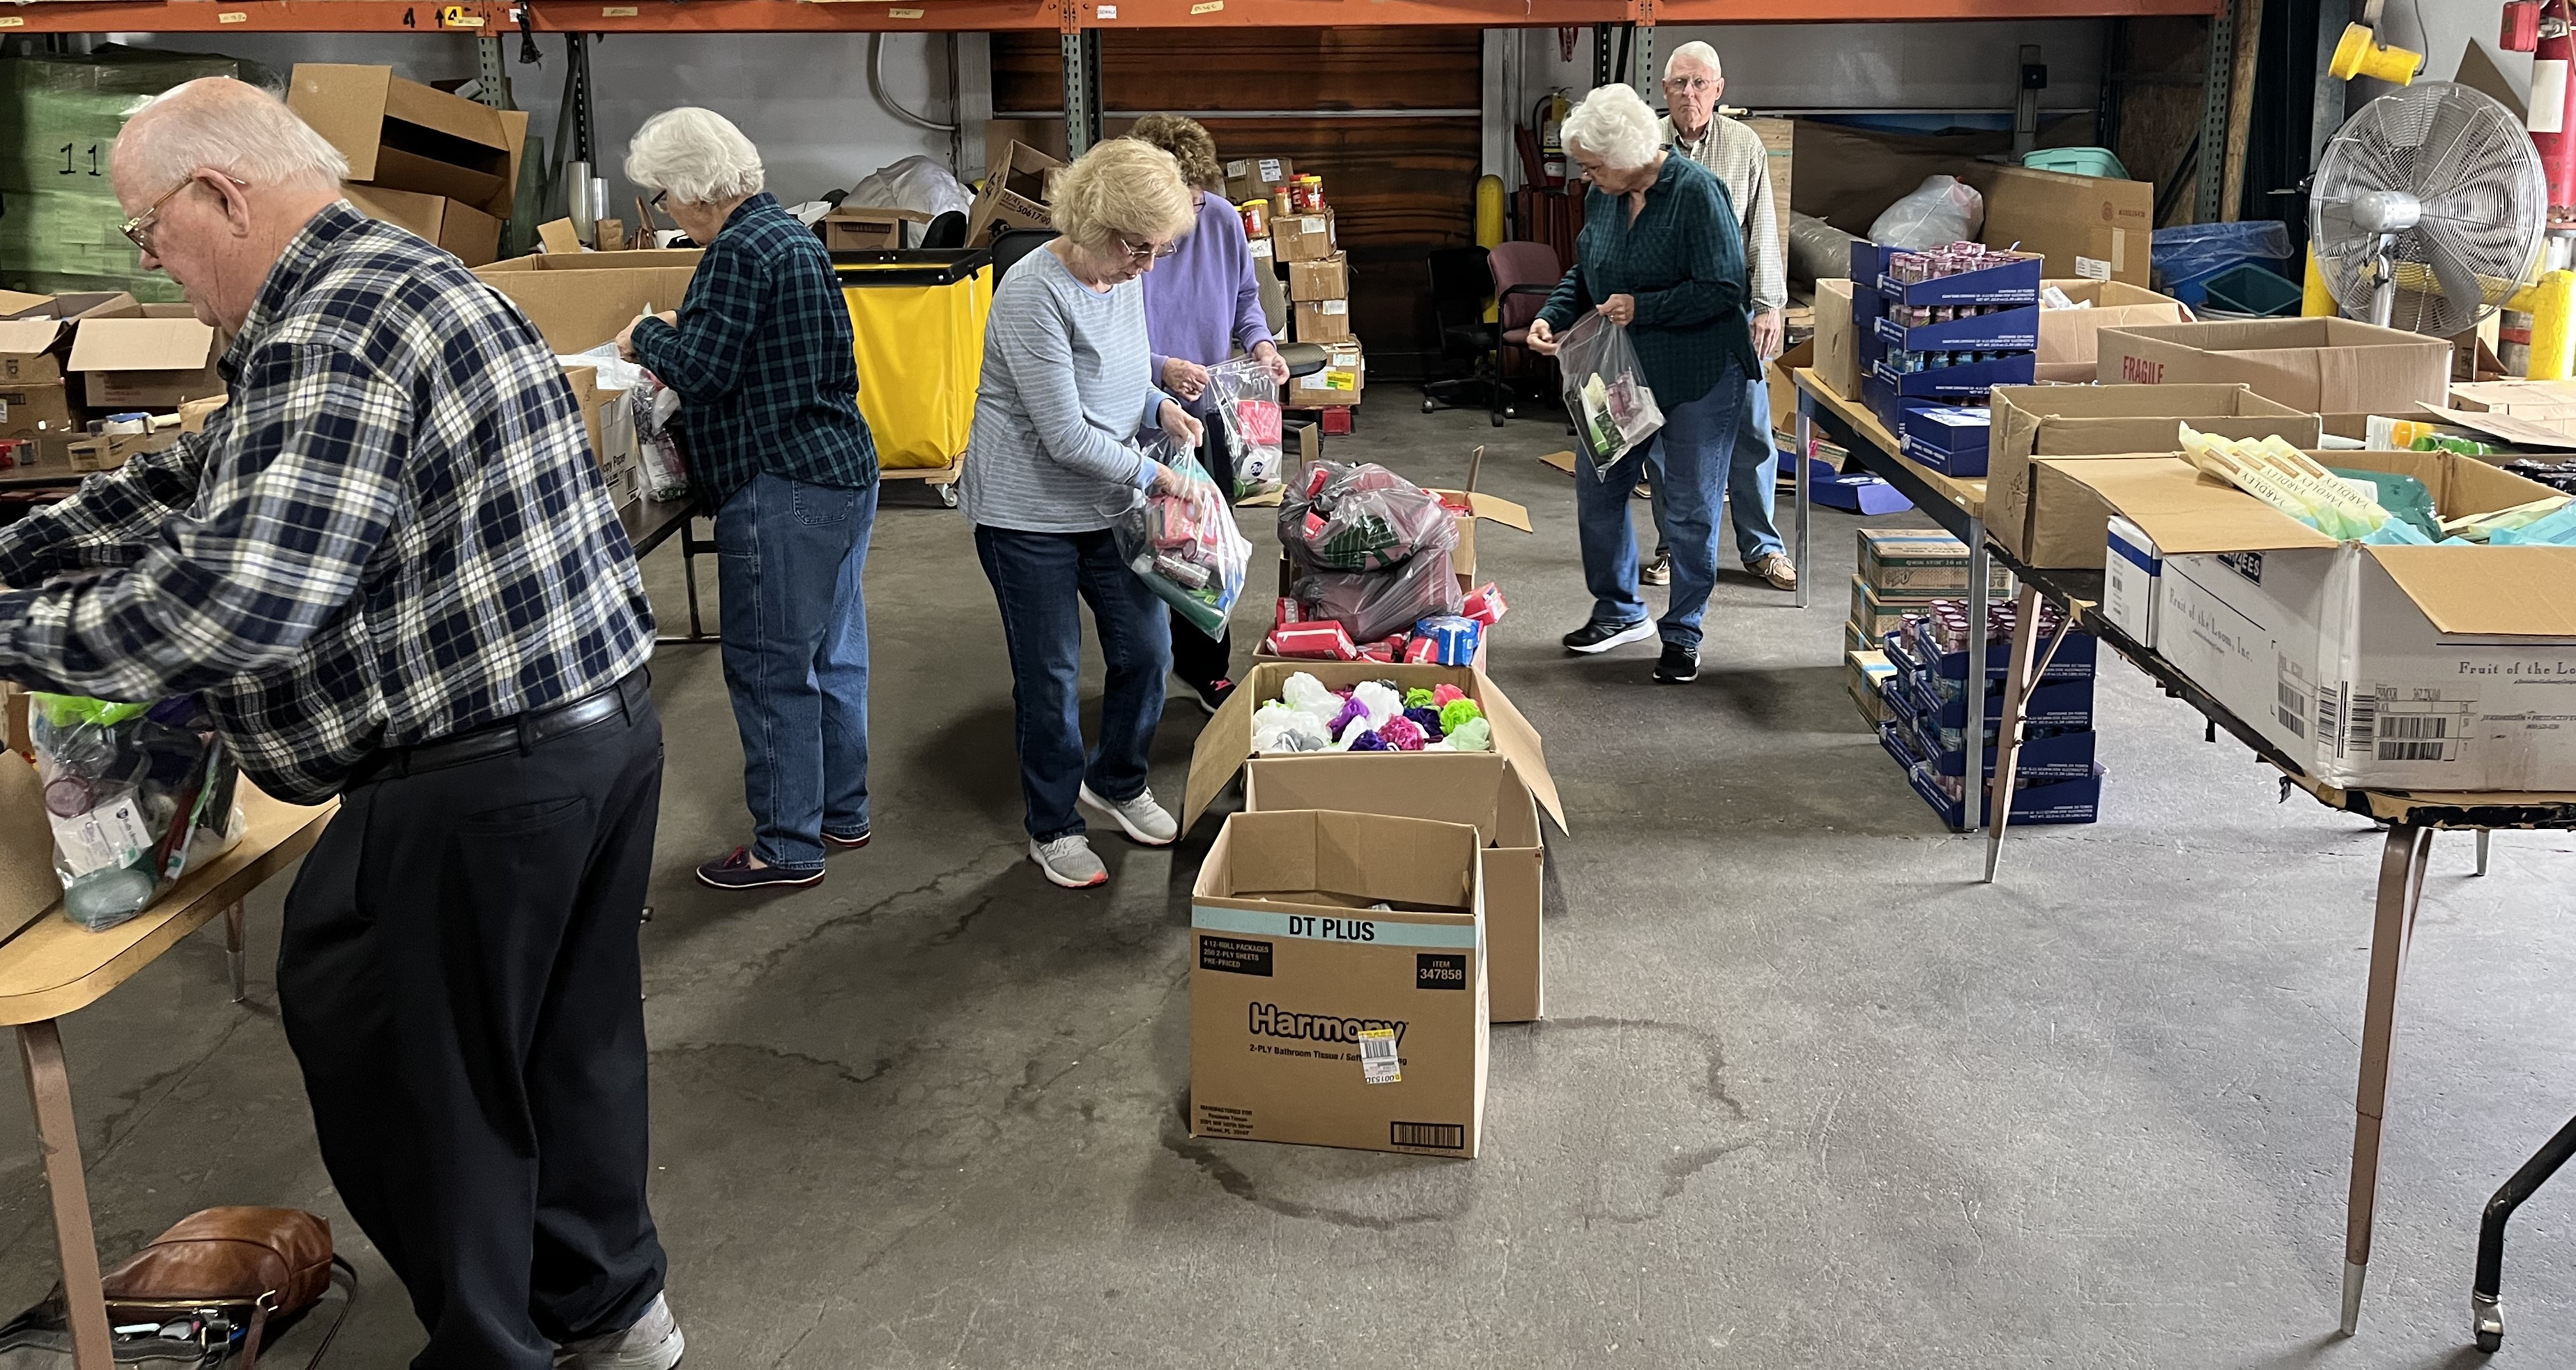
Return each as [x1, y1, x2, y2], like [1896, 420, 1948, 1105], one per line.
[1538, 154, 1756, 407]
[630, 193, 877, 502]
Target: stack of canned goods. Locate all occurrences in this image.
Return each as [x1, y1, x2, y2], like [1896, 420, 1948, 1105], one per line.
[1885, 241, 2041, 284]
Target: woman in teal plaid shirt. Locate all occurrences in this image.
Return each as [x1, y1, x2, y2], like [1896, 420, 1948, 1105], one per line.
[1529, 82, 1758, 687]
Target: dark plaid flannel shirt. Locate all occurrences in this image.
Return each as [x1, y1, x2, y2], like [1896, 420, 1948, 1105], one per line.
[0, 203, 655, 804]
[628, 192, 877, 503]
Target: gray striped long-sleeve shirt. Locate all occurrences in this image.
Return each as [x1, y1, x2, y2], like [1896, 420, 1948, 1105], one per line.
[1662, 114, 1785, 315]
[959, 245, 1174, 533]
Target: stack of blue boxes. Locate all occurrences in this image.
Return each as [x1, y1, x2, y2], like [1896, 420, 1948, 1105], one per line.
[1874, 598, 2104, 826]
[1850, 240, 2043, 480]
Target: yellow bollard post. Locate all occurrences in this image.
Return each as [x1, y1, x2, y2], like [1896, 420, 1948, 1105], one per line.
[1476, 174, 1505, 323]
[2526, 269, 2576, 380]
[2302, 248, 2338, 316]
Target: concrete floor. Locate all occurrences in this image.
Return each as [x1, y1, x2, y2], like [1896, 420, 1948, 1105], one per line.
[4, 397, 2575, 1369]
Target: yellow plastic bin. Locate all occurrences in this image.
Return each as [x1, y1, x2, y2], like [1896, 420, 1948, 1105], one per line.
[836, 248, 993, 501]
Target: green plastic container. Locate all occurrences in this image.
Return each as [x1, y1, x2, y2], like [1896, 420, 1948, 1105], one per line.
[2020, 146, 2129, 179]
[2199, 263, 2304, 317]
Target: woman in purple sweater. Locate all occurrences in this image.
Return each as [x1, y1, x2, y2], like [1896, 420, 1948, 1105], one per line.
[1130, 114, 1289, 715]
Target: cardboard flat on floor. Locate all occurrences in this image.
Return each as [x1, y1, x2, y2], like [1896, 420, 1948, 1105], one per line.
[1975, 165, 2155, 285]
[2035, 278, 2189, 382]
[1984, 384, 2322, 567]
[2064, 452, 2576, 789]
[1291, 298, 1354, 344]
[2097, 318, 2453, 417]
[967, 141, 1062, 246]
[819, 206, 931, 251]
[1187, 661, 1565, 835]
[1190, 809, 1487, 1157]
[1288, 253, 1349, 303]
[1272, 211, 1337, 264]
[289, 65, 526, 220]
[0, 382, 77, 440]
[68, 316, 224, 410]
[1244, 753, 1545, 1024]
[1813, 278, 1860, 398]
[475, 251, 705, 352]
[342, 183, 503, 268]
[1223, 155, 1296, 205]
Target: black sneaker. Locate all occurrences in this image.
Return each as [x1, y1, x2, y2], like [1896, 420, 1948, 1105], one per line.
[696, 847, 825, 890]
[1562, 619, 1656, 655]
[1653, 643, 1699, 683]
[1185, 676, 1236, 717]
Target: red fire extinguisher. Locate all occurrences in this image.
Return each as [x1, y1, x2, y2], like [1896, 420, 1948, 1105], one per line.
[2503, 0, 2576, 225]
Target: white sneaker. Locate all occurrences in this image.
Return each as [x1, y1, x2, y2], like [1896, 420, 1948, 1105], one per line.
[1031, 835, 1109, 887]
[1078, 783, 1178, 846]
[555, 1293, 684, 1369]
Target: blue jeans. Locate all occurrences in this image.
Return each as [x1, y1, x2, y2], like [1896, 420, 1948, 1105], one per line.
[1577, 365, 1744, 653]
[974, 524, 1173, 843]
[715, 472, 877, 870]
[1653, 366, 1784, 565]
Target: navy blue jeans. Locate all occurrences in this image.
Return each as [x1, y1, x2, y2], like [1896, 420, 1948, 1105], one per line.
[974, 523, 1172, 842]
[1575, 363, 1744, 653]
[715, 471, 877, 870]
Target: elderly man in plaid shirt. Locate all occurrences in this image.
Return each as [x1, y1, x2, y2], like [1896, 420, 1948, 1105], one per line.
[0, 80, 684, 1369]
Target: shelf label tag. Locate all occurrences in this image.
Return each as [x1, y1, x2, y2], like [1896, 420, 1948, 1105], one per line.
[603, 5, 639, 13]
[889, 6, 924, 14]
[0, 15, 25, 25]
[440, 6, 487, 24]
[218, 10, 249, 20]
[1096, 4, 1117, 16]
[1192, 1, 1223, 11]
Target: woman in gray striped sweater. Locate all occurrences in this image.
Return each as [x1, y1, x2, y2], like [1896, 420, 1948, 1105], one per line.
[960, 137, 1207, 889]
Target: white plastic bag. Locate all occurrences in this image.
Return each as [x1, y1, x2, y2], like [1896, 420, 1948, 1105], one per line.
[1209, 358, 1285, 501]
[1554, 310, 1665, 473]
[1868, 175, 1986, 250]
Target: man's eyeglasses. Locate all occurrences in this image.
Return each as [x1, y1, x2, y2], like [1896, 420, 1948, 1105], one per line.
[1662, 75, 1718, 94]
[1117, 234, 1178, 263]
[120, 172, 245, 254]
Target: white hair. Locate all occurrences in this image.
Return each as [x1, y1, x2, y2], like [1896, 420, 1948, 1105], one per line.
[1561, 84, 1663, 171]
[1666, 41, 1723, 79]
[113, 78, 349, 196]
[624, 107, 765, 205]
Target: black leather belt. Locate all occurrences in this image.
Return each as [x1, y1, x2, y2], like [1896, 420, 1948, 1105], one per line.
[345, 669, 648, 790]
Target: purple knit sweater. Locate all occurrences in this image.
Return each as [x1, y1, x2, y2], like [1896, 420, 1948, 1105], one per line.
[1142, 192, 1276, 415]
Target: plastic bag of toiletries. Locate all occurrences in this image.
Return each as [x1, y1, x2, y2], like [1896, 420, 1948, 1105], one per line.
[1116, 438, 1250, 639]
[29, 694, 242, 932]
[1553, 310, 1666, 473]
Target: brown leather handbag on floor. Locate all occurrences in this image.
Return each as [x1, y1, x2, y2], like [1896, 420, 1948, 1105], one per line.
[98, 1208, 354, 1369]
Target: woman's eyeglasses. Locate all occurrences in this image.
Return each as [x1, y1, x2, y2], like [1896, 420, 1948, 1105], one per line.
[1117, 234, 1179, 263]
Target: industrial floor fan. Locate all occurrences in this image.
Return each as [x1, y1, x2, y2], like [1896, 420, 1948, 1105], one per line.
[2310, 80, 2547, 337]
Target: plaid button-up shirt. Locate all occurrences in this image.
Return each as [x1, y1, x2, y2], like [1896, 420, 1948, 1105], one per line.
[629, 192, 877, 503]
[1662, 114, 1786, 315]
[0, 203, 654, 804]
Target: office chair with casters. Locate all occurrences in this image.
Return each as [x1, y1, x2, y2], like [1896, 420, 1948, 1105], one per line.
[989, 227, 1061, 279]
[1421, 246, 1500, 420]
[921, 211, 968, 250]
[1488, 240, 1563, 427]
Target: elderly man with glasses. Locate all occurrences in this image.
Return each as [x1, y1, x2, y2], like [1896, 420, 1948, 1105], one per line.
[1650, 39, 1797, 594]
[7, 78, 682, 1369]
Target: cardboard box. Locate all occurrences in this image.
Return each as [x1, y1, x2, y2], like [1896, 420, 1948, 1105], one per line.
[288, 64, 527, 220]
[1186, 661, 1566, 835]
[1848, 575, 1917, 642]
[1984, 384, 2322, 568]
[1245, 752, 1544, 1023]
[967, 141, 1062, 247]
[1847, 648, 1896, 726]
[1855, 528, 2011, 600]
[0, 383, 77, 441]
[1287, 253, 1349, 303]
[818, 206, 931, 251]
[1272, 210, 1337, 264]
[177, 395, 226, 434]
[1189, 809, 1487, 1157]
[2097, 318, 2453, 418]
[68, 315, 224, 410]
[1812, 277, 1861, 398]
[475, 250, 703, 352]
[1977, 165, 2155, 285]
[1430, 486, 1533, 586]
[1745, 116, 1795, 264]
[342, 182, 503, 268]
[1288, 341, 1363, 407]
[0, 293, 142, 388]
[65, 429, 181, 472]
[2067, 452, 2576, 789]
[2102, 514, 2161, 646]
[1223, 155, 1296, 206]
[2036, 278, 2190, 382]
[1291, 298, 1354, 344]
[4, 685, 28, 759]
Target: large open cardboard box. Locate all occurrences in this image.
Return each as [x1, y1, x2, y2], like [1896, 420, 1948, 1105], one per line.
[1187, 662, 1567, 839]
[344, 182, 503, 268]
[1976, 165, 2156, 285]
[68, 312, 224, 410]
[475, 250, 705, 352]
[1245, 752, 1545, 1024]
[1190, 809, 1487, 1157]
[966, 141, 1061, 247]
[2097, 318, 2452, 419]
[2060, 451, 2576, 790]
[1984, 384, 2321, 567]
[2034, 279, 2189, 382]
[289, 64, 528, 222]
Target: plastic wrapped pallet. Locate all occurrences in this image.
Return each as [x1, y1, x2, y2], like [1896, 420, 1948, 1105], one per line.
[0, 47, 268, 302]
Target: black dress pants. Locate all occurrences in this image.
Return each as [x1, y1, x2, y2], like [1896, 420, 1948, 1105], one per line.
[1170, 420, 1237, 689]
[279, 685, 669, 1369]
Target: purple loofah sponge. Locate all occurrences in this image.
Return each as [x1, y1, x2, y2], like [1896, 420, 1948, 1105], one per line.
[1346, 729, 1390, 751]
[1402, 705, 1445, 740]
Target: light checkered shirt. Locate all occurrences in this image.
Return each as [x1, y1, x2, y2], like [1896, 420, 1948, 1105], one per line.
[1662, 114, 1785, 315]
[0, 203, 654, 803]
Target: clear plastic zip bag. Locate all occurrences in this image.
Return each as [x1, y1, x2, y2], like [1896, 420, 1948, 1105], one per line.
[30, 694, 243, 932]
[1554, 310, 1666, 473]
[1208, 358, 1285, 501]
[1115, 439, 1250, 639]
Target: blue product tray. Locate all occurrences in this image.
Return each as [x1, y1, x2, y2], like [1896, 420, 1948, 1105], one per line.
[1885, 623, 2097, 684]
[1872, 303, 2042, 353]
[1807, 457, 1914, 514]
[1886, 670, 2094, 736]
[1851, 242, 2044, 307]
[1868, 351, 2037, 403]
[1880, 724, 2105, 824]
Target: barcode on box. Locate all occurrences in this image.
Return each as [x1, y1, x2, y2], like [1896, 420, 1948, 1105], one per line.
[1391, 1122, 1465, 1150]
[1358, 1028, 1399, 1085]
